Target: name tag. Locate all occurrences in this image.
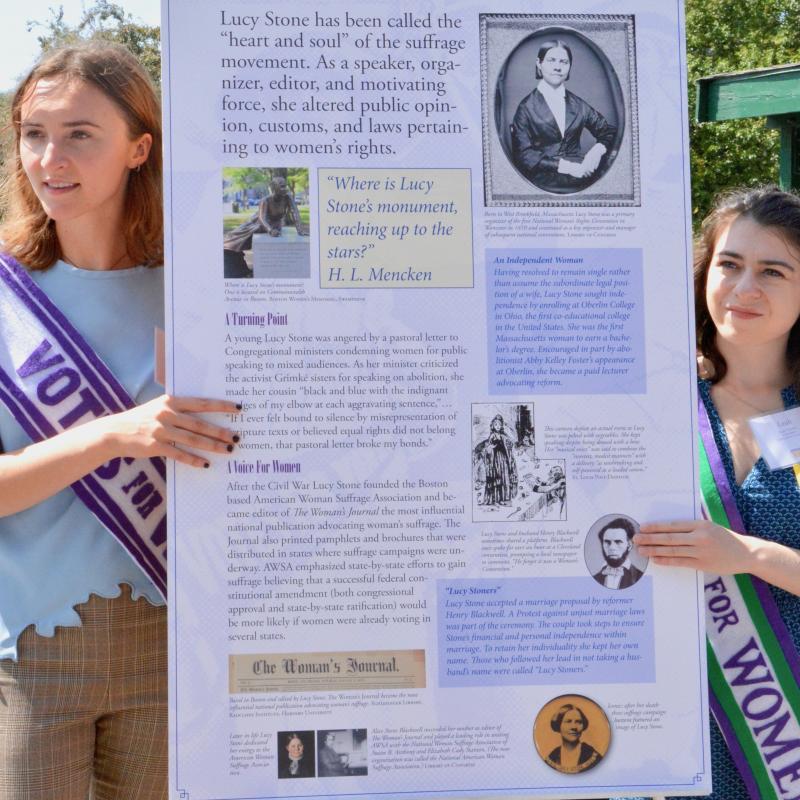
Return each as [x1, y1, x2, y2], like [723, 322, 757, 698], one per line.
[749, 406, 800, 470]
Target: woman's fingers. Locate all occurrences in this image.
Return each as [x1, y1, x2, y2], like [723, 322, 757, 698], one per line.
[638, 543, 698, 559]
[154, 398, 241, 464]
[164, 396, 241, 415]
[153, 397, 240, 439]
[636, 533, 695, 551]
[639, 520, 697, 534]
[161, 423, 234, 454]
[650, 554, 699, 567]
[160, 441, 211, 469]
[100, 394, 243, 464]
[168, 413, 237, 446]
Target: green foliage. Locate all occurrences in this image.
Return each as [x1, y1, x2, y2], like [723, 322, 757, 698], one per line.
[685, 0, 800, 222]
[223, 167, 309, 196]
[28, 0, 160, 87]
[223, 168, 272, 194]
[286, 168, 309, 195]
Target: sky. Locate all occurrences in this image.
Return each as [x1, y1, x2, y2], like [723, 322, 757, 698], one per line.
[0, 0, 162, 91]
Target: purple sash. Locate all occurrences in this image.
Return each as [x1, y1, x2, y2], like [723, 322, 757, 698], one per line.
[699, 395, 800, 799]
[0, 254, 167, 599]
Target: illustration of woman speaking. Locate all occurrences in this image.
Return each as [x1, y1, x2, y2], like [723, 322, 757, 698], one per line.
[476, 414, 518, 507]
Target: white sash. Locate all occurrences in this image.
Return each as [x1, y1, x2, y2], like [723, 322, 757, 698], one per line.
[0, 254, 167, 599]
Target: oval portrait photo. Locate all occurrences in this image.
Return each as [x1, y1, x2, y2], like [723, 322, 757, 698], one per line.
[533, 694, 611, 775]
[494, 26, 625, 195]
[584, 512, 648, 590]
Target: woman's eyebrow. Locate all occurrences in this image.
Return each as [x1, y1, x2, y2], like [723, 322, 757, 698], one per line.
[717, 249, 795, 270]
[20, 119, 102, 129]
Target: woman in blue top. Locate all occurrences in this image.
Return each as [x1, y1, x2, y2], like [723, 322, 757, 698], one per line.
[638, 186, 800, 800]
[0, 44, 237, 798]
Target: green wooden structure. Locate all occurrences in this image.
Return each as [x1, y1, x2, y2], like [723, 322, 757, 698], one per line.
[696, 63, 800, 190]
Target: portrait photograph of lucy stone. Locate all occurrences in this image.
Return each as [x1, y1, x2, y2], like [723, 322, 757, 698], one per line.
[508, 36, 620, 193]
[481, 15, 639, 207]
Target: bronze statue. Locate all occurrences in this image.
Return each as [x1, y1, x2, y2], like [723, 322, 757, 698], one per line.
[224, 176, 308, 277]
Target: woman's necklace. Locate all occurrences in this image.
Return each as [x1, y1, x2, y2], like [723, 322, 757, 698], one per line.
[717, 383, 780, 415]
[61, 249, 131, 270]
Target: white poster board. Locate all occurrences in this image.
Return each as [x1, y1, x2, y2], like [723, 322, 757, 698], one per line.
[162, 1, 709, 797]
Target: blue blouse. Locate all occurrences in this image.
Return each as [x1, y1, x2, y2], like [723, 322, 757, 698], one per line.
[0, 261, 165, 660]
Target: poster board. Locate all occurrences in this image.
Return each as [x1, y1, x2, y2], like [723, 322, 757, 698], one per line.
[162, 1, 709, 797]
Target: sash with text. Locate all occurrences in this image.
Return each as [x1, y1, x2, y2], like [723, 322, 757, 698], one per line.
[700, 395, 800, 800]
[0, 254, 167, 598]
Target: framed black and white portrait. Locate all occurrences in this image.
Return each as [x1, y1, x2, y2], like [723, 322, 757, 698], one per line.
[481, 14, 640, 207]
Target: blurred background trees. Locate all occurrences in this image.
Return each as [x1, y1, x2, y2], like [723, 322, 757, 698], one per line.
[0, 2, 159, 179]
[29, 0, 160, 85]
[685, 0, 800, 219]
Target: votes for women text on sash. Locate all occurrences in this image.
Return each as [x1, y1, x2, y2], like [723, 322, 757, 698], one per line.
[0, 254, 167, 598]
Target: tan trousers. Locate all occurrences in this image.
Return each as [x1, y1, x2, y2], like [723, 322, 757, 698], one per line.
[0, 587, 167, 800]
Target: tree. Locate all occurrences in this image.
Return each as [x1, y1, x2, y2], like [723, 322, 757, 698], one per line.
[223, 167, 309, 200]
[28, 0, 160, 87]
[223, 168, 273, 195]
[685, 0, 800, 222]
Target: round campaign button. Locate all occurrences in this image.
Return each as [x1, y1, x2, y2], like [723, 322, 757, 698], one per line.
[533, 694, 611, 774]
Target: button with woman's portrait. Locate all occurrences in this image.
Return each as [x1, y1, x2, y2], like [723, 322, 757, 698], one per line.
[533, 694, 611, 774]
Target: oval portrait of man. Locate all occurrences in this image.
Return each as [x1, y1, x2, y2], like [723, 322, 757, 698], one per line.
[494, 26, 625, 195]
[533, 694, 611, 774]
[584, 512, 648, 590]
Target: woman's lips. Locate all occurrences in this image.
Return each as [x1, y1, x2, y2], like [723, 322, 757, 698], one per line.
[727, 305, 762, 319]
[43, 180, 78, 194]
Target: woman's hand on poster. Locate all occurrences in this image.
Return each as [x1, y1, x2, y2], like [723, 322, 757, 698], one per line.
[94, 395, 241, 468]
[0, 396, 240, 517]
[635, 519, 751, 575]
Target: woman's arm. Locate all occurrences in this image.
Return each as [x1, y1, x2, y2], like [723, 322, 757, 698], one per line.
[511, 101, 560, 179]
[0, 395, 238, 517]
[635, 520, 800, 597]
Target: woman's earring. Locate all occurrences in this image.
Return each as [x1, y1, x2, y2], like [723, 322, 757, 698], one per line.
[697, 353, 715, 380]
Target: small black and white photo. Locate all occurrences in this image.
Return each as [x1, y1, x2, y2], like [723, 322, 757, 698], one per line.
[471, 403, 567, 522]
[316, 729, 368, 777]
[277, 730, 316, 779]
[584, 513, 648, 590]
[480, 14, 639, 207]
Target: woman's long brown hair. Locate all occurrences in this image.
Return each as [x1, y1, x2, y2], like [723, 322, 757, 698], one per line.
[695, 185, 800, 395]
[0, 42, 163, 269]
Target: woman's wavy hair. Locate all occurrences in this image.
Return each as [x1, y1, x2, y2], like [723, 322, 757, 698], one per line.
[0, 42, 162, 269]
[695, 186, 800, 391]
[550, 703, 588, 733]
